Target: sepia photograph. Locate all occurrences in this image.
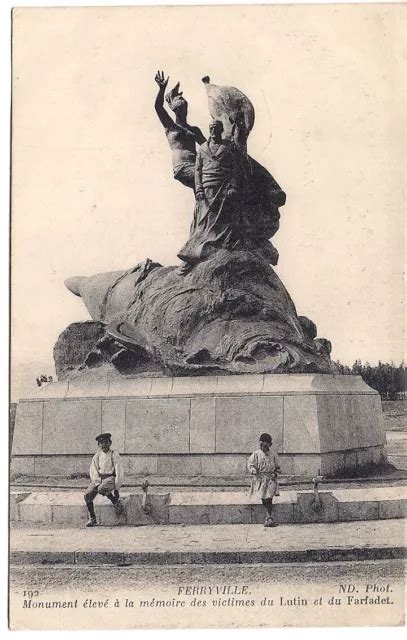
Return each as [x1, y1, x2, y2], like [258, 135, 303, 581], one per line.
[8, 3, 406, 631]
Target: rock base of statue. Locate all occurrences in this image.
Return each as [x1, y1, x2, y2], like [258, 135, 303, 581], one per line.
[11, 373, 387, 480]
[59, 249, 334, 379]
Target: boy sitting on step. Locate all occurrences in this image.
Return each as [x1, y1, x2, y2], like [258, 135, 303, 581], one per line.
[248, 432, 281, 527]
[84, 432, 124, 527]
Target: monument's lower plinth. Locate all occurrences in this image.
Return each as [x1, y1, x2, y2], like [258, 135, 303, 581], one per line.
[11, 374, 387, 479]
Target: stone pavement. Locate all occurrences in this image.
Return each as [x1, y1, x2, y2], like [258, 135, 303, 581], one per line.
[10, 518, 406, 565]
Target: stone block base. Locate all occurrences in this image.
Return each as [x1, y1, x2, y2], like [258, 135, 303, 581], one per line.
[11, 373, 387, 479]
[11, 445, 387, 481]
[11, 488, 407, 527]
[14, 491, 171, 527]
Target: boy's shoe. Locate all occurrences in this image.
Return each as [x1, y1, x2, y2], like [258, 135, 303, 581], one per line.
[86, 517, 97, 527]
[264, 516, 278, 528]
[114, 499, 124, 517]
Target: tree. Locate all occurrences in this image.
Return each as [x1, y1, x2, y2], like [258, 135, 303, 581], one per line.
[334, 360, 406, 400]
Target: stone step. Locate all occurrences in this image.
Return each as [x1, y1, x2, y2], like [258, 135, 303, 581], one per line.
[11, 485, 407, 527]
[11, 490, 170, 527]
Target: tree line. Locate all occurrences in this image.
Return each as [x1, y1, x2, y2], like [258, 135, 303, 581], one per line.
[334, 360, 406, 401]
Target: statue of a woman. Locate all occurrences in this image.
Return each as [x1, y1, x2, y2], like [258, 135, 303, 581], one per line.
[154, 70, 206, 189]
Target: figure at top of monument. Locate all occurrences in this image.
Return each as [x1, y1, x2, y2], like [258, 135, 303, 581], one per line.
[200, 76, 284, 264]
[154, 70, 206, 189]
[60, 72, 333, 379]
[177, 119, 245, 272]
[202, 75, 255, 148]
[195, 120, 241, 201]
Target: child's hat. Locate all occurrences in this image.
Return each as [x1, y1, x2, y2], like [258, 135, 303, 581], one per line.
[96, 432, 112, 443]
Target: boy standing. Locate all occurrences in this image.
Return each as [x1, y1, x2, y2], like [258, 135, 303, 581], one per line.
[248, 432, 281, 527]
[84, 432, 124, 527]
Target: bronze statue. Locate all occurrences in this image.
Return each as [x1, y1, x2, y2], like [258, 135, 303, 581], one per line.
[154, 70, 205, 189]
[61, 73, 333, 378]
[178, 120, 244, 269]
[202, 76, 255, 145]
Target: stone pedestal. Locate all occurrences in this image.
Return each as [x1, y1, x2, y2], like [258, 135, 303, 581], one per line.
[11, 374, 387, 479]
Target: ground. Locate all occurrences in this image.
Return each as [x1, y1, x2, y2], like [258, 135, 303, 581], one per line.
[382, 400, 407, 432]
[384, 400, 407, 470]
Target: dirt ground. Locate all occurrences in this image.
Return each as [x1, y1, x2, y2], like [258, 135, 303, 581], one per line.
[382, 400, 407, 432]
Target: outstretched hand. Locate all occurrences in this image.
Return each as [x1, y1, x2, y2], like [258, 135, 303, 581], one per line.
[155, 70, 169, 90]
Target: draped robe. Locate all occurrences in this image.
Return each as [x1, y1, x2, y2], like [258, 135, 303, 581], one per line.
[178, 140, 244, 263]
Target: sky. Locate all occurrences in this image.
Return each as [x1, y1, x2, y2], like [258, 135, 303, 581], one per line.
[10, 4, 406, 400]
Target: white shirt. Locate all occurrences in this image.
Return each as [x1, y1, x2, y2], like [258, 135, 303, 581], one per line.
[90, 449, 124, 489]
[247, 448, 281, 475]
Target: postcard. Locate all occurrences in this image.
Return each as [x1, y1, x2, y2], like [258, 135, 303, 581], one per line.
[9, 4, 406, 630]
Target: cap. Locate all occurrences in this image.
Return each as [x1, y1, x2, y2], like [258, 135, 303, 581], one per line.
[96, 432, 112, 443]
[259, 433, 272, 444]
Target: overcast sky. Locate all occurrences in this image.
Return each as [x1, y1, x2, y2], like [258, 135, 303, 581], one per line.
[11, 4, 406, 399]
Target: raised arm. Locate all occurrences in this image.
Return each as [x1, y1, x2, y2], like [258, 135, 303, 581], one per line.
[154, 70, 174, 130]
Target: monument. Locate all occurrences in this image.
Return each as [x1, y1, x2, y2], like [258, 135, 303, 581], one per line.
[11, 73, 387, 480]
